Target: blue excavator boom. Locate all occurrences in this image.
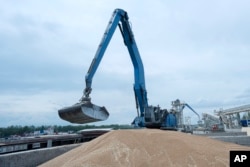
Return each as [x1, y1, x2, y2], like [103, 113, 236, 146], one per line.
[59, 9, 148, 125]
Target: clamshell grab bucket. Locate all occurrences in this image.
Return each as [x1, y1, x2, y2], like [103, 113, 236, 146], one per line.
[58, 100, 109, 124]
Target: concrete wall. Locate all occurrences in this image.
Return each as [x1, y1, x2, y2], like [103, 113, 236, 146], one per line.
[195, 131, 247, 136]
[209, 136, 250, 146]
[242, 127, 250, 136]
[194, 131, 250, 146]
[0, 144, 81, 167]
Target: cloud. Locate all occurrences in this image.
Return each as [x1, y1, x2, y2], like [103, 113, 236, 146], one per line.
[1, 0, 250, 126]
[0, 91, 81, 126]
[234, 88, 250, 105]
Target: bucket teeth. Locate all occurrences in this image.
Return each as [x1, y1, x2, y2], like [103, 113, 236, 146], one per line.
[58, 101, 109, 124]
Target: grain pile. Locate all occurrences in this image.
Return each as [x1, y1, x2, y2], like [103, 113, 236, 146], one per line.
[40, 129, 250, 167]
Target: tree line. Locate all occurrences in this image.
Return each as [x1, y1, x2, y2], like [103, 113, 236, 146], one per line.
[0, 124, 132, 138]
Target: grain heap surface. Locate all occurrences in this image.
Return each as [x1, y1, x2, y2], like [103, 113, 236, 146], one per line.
[40, 129, 250, 167]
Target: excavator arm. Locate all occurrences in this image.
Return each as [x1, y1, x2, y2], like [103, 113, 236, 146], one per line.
[58, 9, 148, 125]
[84, 9, 148, 112]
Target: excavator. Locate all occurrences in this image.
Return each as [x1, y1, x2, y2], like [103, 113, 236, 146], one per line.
[58, 8, 177, 129]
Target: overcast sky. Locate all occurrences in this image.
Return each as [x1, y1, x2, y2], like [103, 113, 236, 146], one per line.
[1, 0, 250, 127]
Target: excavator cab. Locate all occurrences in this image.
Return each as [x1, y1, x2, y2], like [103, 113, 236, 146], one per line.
[58, 98, 109, 124]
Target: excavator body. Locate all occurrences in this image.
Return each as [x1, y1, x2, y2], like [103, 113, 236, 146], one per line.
[58, 9, 197, 129]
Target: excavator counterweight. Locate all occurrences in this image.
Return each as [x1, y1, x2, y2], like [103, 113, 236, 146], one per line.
[58, 100, 109, 124]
